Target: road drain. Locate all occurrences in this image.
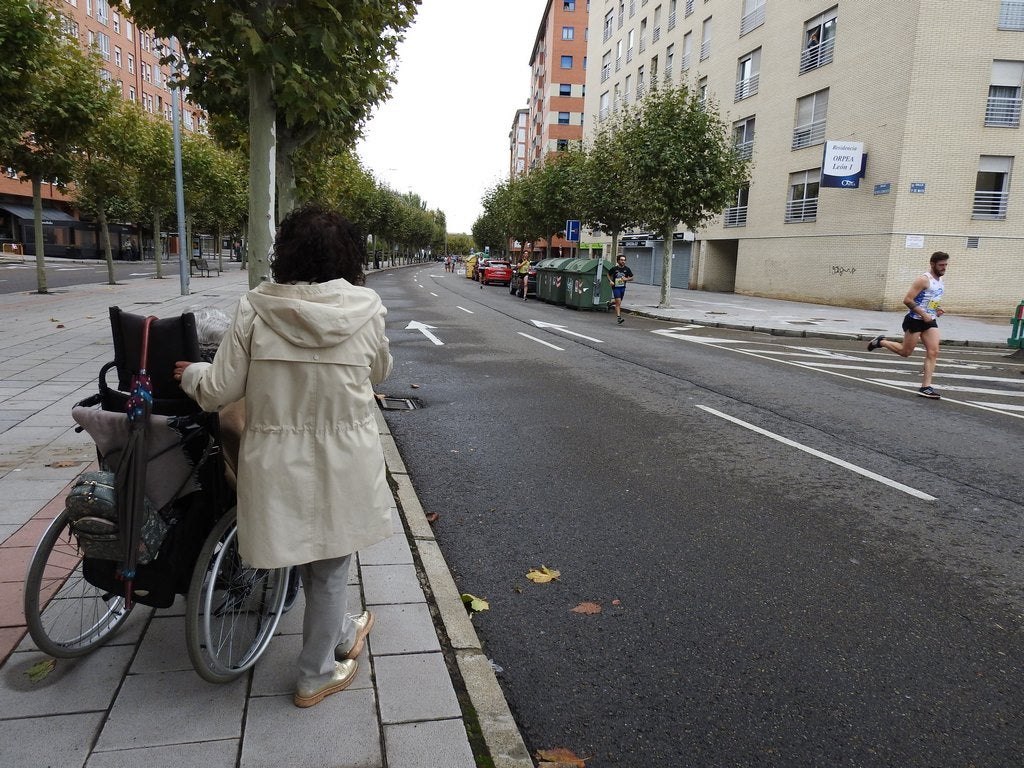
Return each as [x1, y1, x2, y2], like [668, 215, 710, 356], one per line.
[378, 396, 420, 411]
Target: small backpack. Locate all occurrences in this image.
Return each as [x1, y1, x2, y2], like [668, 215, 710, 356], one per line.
[66, 470, 170, 565]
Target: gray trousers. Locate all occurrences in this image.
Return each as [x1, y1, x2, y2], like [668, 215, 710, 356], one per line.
[296, 554, 357, 683]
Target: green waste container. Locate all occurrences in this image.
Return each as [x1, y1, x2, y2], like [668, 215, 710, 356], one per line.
[563, 258, 615, 310]
[538, 257, 574, 305]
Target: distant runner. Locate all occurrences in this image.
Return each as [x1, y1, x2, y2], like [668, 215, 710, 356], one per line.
[867, 251, 949, 399]
[607, 255, 634, 324]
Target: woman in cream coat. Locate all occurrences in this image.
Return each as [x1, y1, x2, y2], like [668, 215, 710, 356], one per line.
[174, 204, 392, 707]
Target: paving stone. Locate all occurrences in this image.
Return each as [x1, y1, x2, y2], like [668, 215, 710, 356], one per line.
[368, 603, 440, 656]
[95, 668, 247, 751]
[375, 652, 461, 724]
[384, 719, 476, 768]
[359, 533, 413, 566]
[242, 687, 382, 768]
[250, 631, 373, 698]
[361, 564, 424, 606]
[129, 615, 192, 673]
[87, 739, 238, 768]
[2, 711, 103, 768]
[0, 645, 133, 717]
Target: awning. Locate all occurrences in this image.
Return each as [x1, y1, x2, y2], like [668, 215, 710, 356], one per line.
[0, 203, 79, 223]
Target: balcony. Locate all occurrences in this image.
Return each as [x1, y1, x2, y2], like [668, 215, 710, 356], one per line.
[668, 11, 677, 31]
[616, 56, 623, 72]
[630, 1, 637, 17]
[599, 106, 610, 122]
[985, 95, 1022, 127]
[681, 52, 691, 71]
[700, 40, 711, 61]
[639, 35, 647, 53]
[734, 140, 753, 160]
[734, 73, 759, 101]
[627, 47, 634, 63]
[972, 190, 1009, 219]
[784, 198, 818, 223]
[999, 0, 1024, 29]
[653, 26, 661, 43]
[685, 0, 694, 17]
[636, 81, 646, 99]
[603, 26, 613, 43]
[724, 206, 748, 227]
[792, 118, 826, 149]
[601, 65, 611, 83]
[799, 38, 835, 74]
[740, 4, 766, 36]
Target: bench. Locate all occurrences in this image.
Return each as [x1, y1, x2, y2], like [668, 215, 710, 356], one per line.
[190, 257, 220, 277]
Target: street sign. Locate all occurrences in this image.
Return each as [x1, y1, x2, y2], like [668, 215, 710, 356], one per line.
[565, 219, 581, 242]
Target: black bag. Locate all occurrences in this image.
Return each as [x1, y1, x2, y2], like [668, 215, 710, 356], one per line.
[66, 470, 170, 564]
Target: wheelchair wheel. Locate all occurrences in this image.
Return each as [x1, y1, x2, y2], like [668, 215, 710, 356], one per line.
[186, 507, 288, 683]
[282, 566, 301, 613]
[24, 508, 133, 658]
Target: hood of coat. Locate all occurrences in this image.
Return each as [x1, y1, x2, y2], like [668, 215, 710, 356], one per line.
[247, 278, 383, 349]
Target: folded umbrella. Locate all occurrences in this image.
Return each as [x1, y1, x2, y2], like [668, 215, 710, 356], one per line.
[115, 315, 156, 608]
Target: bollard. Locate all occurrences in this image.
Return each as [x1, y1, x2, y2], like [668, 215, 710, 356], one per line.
[1009, 300, 1024, 349]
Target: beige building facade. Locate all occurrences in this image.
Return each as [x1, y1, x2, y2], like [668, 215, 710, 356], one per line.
[582, 0, 1024, 315]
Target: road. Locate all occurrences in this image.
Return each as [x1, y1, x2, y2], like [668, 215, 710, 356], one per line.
[372, 265, 1024, 767]
[0, 257, 235, 294]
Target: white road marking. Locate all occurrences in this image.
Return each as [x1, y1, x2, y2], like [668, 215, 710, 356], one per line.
[967, 401, 1024, 412]
[696, 405, 937, 501]
[866, 379, 1024, 397]
[530, 319, 604, 343]
[518, 332, 564, 351]
[430, 292, 438, 297]
[456, 306, 474, 314]
[405, 321, 444, 346]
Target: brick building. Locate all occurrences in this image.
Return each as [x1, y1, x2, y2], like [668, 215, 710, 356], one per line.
[582, 0, 1023, 315]
[0, 0, 206, 259]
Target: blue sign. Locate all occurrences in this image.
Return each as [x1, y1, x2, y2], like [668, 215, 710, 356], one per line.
[873, 183, 891, 195]
[820, 141, 867, 189]
[565, 219, 581, 242]
[910, 183, 926, 193]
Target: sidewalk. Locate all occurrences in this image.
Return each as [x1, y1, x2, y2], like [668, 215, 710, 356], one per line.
[0, 266, 531, 768]
[620, 282, 1011, 348]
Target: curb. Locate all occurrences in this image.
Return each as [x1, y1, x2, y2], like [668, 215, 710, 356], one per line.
[625, 309, 1010, 350]
[376, 412, 533, 768]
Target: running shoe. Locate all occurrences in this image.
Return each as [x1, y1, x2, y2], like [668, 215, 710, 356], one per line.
[917, 386, 940, 399]
[866, 335, 885, 351]
[617, 316, 625, 324]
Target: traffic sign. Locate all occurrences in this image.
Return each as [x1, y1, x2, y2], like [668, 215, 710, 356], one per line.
[565, 219, 581, 242]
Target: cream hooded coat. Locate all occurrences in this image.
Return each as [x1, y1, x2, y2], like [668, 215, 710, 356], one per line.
[181, 278, 393, 569]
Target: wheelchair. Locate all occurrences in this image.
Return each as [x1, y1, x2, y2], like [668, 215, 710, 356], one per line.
[23, 307, 298, 683]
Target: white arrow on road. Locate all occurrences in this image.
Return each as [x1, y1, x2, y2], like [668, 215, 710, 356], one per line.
[530, 319, 604, 343]
[405, 320, 444, 346]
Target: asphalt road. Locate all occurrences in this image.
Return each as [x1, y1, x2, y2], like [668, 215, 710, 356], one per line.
[371, 265, 1024, 768]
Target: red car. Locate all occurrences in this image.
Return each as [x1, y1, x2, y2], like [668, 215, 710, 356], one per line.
[479, 259, 513, 286]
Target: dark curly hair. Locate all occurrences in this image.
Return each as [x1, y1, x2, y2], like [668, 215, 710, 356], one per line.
[270, 203, 367, 285]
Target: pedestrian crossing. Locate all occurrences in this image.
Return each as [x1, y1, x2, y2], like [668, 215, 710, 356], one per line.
[654, 326, 1024, 418]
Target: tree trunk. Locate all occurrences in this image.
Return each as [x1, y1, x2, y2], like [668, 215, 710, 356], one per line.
[276, 141, 297, 219]
[215, 226, 223, 271]
[546, 235, 553, 260]
[97, 206, 115, 285]
[153, 212, 164, 278]
[248, 66, 276, 289]
[658, 226, 673, 308]
[31, 177, 47, 294]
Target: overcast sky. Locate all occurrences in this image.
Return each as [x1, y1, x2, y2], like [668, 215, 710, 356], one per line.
[356, 0, 550, 234]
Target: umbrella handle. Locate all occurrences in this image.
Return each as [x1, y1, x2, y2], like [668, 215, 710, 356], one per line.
[138, 315, 157, 373]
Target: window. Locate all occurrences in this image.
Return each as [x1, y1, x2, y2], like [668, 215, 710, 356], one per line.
[685, 0, 694, 17]
[665, 44, 675, 80]
[653, 5, 662, 42]
[637, 65, 646, 98]
[600, 92, 611, 120]
[95, 0, 108, 24]
[616, 39, 623, 71]
[669, 0, 677, 30]
[86, 0, 92, 17]
[625, 74, 632, 103]
[112, 11, 119, 33]
[740, 0, 766, 35]
[700, 17, 712, 61]
[601, 51, 612, 82]
[561, 55, 573, 69]
[558, 112, 571, 124]
[564, 1, 575, 9]
[734, 116, 755, 160]
[96, 31, 110, 60]
[128, 86, 136, 102]
[999, 1, 1024, 30]
[639, 18, 648, 52]
[801, 7, 837, 74]
[127, 54, 134, 74]
[560, 83, 572, 96]
[557, 139, 570, 151]
[125, 21, 133, 41]
[619, 1, 625, 28]
[735, 49, 760, 101]
[987, 61, 1023, 127]
[562, 26, 575, 40]
[627, 29, 635, 63]
[697, 76, 708, 108]
[604, 10, 615, 41]
[114, 46, 121, 67]
[786, 169, 820, 222]
[973, 156, 1012, 219]
[724, 185, 750, 227]
[682, 31, 692, 70]
[793, 89, 828, 148]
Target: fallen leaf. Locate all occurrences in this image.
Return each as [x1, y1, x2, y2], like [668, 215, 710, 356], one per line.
[410, 383, 420, 389]
[424, 511, 439, 524]
[55, 324, 65, 329]
[27, 658, 55, 682]
[611, 599, 621, 606]
[571, 602, 602, 615]
[47, 460, 82, 468]
[49, 318, 59, 323]
[536, 747, 586, 767]
[461, 593, 489, 613]
[526, 565, 561, 583]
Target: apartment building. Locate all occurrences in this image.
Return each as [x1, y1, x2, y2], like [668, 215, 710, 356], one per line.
[509, 108, 530, 178]
[582, 0, 1024, 315]
[0, 0, 206, 259]
[513, 0, 590, 259]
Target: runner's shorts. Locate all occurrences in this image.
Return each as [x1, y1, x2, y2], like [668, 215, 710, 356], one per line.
[902, 315, 938, 333]
[612, 286, 626, 299]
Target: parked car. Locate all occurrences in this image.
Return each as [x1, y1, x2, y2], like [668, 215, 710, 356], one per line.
[509, 262, 538, 297]
[479, 259, 513, 286]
